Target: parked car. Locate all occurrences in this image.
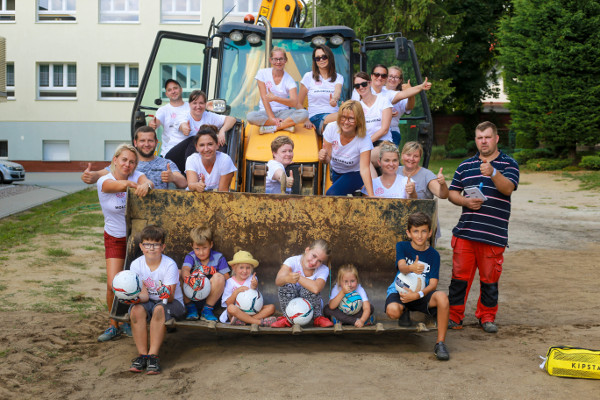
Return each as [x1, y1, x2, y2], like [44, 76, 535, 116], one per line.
[0, 160, 26, 184]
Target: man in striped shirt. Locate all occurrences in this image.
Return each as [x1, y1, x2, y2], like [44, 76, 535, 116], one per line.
[447, 121, 519, 333]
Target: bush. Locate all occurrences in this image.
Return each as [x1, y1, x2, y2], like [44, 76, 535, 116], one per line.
[579, 155, 600, 170]
[430, 145, 446, 161]
[446, 124, 467, 151]
[515, 131, 537, 149]
[513, 148, 555, 165]
[466, 140, 476, 153]
[525, 158, 571, 171]
[447, 148, 468, 159]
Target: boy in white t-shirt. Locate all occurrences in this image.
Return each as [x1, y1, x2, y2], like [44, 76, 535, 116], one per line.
[266, 136, 295, 194]
[125, 225, 185, 374]
[149, 79, 190, 156]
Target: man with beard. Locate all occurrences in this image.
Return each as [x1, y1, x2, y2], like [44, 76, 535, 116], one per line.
[81, 126, 187, 189]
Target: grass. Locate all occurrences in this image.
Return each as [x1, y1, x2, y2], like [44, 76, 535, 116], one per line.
[427, 158, 463, 178]
[563, 171, 600, 191]
[47, 248, 72, 257]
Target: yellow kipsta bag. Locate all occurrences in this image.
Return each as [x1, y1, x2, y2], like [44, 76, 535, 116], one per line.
[540, 346, 600, 379]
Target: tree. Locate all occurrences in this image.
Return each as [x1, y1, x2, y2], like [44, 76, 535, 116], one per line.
[316, 0, 462, 111]
[499, 0, 600, 156]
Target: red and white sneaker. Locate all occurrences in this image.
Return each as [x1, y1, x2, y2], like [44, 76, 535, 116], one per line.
[313, 316, 334, 328]
[270, 316, 292, 328]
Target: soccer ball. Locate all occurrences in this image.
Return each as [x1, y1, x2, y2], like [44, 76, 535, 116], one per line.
[338, 291, 363, 315]
[285, 297, 313, 326]
[112, 270, 141, 300]
[183, 274, 211, 301]
[394, 272, 426, 295]
[235, 289, 264, 315]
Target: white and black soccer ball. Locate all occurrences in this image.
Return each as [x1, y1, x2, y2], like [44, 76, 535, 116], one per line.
[183, 274, 211, 301]
[338, 291, 363, 315]
[285, 297, 314, 326]
[235, 289, 264, 315]
[394, 272, 426, 295]
[112, 270, 141, 301]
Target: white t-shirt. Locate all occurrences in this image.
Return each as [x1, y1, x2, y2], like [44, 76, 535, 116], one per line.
[155, 102, 190, 156]
[97, 171, 143, 238]
[283, 254, 329, 290]
[255, 68, 297, 113]
[362, 175, 410, 198]
[130, 254, 184, 305]
[187, 111, 227, 136]
[323, 122, 373, 174]
[265, 159, 286, 194]
[300, 72, 343, 117]
[219, 275, 254, 323]
[361, 94, 393, 142]
[185, 151, 237, 191]
[329, 283, 369, 301]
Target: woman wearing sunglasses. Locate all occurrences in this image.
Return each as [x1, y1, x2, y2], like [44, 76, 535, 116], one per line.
[297, 45, 343, 134]
[318, 100, 374, 197]
[246, 47, 308, 134]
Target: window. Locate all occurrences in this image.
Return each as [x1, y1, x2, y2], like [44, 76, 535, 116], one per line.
[0, 141, 7, 158]
[6, 62, 14, 99]
[223, 0, 260, 16]
[38, 63, 77, 99]
[104, 141, 123, 161]
[160, 63, 201, 99]
[161, 0, 201, 24]
[99, 64, 139, 99]
[38, 0, 76, 22]
[0, 0, 15, 22]
[43, 140, 70, 161]
[99, 0, 139, 23]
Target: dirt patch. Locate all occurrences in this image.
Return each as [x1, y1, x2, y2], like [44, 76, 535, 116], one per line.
[1, 171, 599, 399]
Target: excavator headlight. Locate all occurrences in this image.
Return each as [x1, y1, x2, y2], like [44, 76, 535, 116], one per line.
[311, 36, 327, 46]
[247, 33, 262, 44]
[229, 31, 244, 42]
[330, 35, 344, 46]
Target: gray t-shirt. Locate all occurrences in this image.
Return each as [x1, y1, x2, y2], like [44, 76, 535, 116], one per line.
[398, 166, 436, 199]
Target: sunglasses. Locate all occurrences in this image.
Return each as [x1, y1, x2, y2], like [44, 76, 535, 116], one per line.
[353, 81, 369, 89]
[314, 55, 329, 62]
[372, 72, 388, 79]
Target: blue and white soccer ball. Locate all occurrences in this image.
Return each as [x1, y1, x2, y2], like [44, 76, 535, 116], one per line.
[235, 289, 264, 315]
[394, 272, 426, 295]
[338, 291, 363, 315]
[112, 270, 141, 301]
[285, 297, 313, 326]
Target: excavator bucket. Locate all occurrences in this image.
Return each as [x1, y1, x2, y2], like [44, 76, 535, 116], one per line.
[111, 189, 438, 335]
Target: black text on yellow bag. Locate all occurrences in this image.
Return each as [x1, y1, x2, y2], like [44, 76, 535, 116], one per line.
[540, 346, 600, 379]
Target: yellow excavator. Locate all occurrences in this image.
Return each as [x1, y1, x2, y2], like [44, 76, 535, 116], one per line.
[120, 0, 437, 334]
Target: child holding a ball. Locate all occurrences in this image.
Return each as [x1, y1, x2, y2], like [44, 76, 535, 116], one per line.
[180, 226, 230, 322]
[219, 250, 277, 326]
[323, 264, 374, 327]
[384, 212, 450, 361]
[126, 225, 185, 374]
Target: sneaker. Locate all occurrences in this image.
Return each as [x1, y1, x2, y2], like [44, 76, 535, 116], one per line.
[185, 304, 199, 321]
[480, 320, 498, 333]
[119, 322, 132, 337]
[283, 126, 295, 133]
[331, 317, 339, 324]
[398, 311, 412, 327]
[259, 125, 277, 134]
[230, 317, 246, 326]
[434, 342, 450, 361]
[97, 325, 120, 342]
[448, 319, 463, 330]
[270, 316, 292, 328]
[313, 316, 334, 328]
[200, 307, 218, 322]
[129, 355, 148, 372]
[366, 315, 375, 326]
[146, 355, 161, 375]
[259, 317, 278, 327]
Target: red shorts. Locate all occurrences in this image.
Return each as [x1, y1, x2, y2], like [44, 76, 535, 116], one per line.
[104, 231, 127, 259]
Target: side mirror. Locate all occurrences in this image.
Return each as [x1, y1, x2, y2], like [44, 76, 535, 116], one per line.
[395, 37, 409, 61]
[154, 98, 163, 106]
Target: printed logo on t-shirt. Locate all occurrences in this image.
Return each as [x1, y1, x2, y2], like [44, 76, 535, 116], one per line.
[199, 173, 206, 181]
[332, 140, 339, 151]
[375, 187, 384, 196]
[315, 80, 322, 86]
[116, 192, 126, 198]
[143, 276, 158, 296]
[265, 81, 274, 91]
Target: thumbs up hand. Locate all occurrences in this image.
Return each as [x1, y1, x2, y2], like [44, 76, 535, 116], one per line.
[161, 163, 173, 183]
[286, 171, 294, 189]
[412, 256, 424, 274]
[81, 163, 96, 184]
[329, 93, 337, 107]
[480, 159, 494, 176]
[437, 167, 446, 186]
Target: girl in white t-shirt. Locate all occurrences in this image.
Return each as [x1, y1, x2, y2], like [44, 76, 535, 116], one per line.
[219, 250, 277, 326]
[271, 239, 334, 328]
[185, 125, 237, 192]
[297, 45, 343, 133]
[323, 264, 374, 327]
[179, 90, 236, 147]
[97, 143, 153, 342]
[246, 47, 308, 133]
[363, 141, 411, 198]
[266, 136, 295, 194]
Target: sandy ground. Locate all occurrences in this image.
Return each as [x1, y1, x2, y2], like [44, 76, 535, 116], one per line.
[1, 171, 599, 399]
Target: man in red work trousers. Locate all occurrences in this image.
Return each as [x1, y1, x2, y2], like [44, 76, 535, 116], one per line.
[447, 121, 520, 333]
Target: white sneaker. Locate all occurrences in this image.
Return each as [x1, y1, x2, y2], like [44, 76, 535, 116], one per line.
[259, 125, 277, 134]
[283, 126, 295, 133]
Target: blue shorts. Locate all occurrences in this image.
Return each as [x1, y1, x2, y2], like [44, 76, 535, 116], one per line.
[130, 299, 186, 322]
[385, 291, 437, 316]
[309, 113, 329, 134]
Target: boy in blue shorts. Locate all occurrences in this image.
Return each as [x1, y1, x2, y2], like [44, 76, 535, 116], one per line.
[385, 212, 450, 361]
[181, 226, 230, 321]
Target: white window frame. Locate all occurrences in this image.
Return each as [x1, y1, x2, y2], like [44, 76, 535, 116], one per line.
[38, 63, 77, 100]
[37, 0, 76, 23]
[160, 63, 202, 100]
[223, 0, 260, 17]
[99, 63, 139, 100]
[0, 0, 16, 22]
[6, 62, 14, 99]
[161, 0, 201, 24]
[99, 0, 139, 23]
[43, 140, 70, 161]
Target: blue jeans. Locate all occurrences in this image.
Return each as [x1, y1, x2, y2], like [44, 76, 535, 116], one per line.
[326, 169, 364, 196]
[310, 113, 329, 134]
[391, 131, 401, 146]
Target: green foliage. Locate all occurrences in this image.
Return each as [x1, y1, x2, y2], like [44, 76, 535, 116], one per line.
[515, 131, 537, 149]
[466, 140, 476, 153]
[499, 0, 600, 156]
[563, 171, 600, 190]
[47, 248, 72, 258]
[525, 158, 572, 171]
[512, 148, 556, 164]
[430, 145, 446, 161]
[580, 155, 600, 170]
[446, 124, 467, 151]
[447, 148, 468, 159]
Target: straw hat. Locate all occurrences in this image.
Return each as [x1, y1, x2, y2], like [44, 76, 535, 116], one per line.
[228, 250, 259, 268]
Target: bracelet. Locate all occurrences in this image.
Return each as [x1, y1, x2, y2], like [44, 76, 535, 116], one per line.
[492, 168, 497, 177]
[418, 291, 424, 298]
